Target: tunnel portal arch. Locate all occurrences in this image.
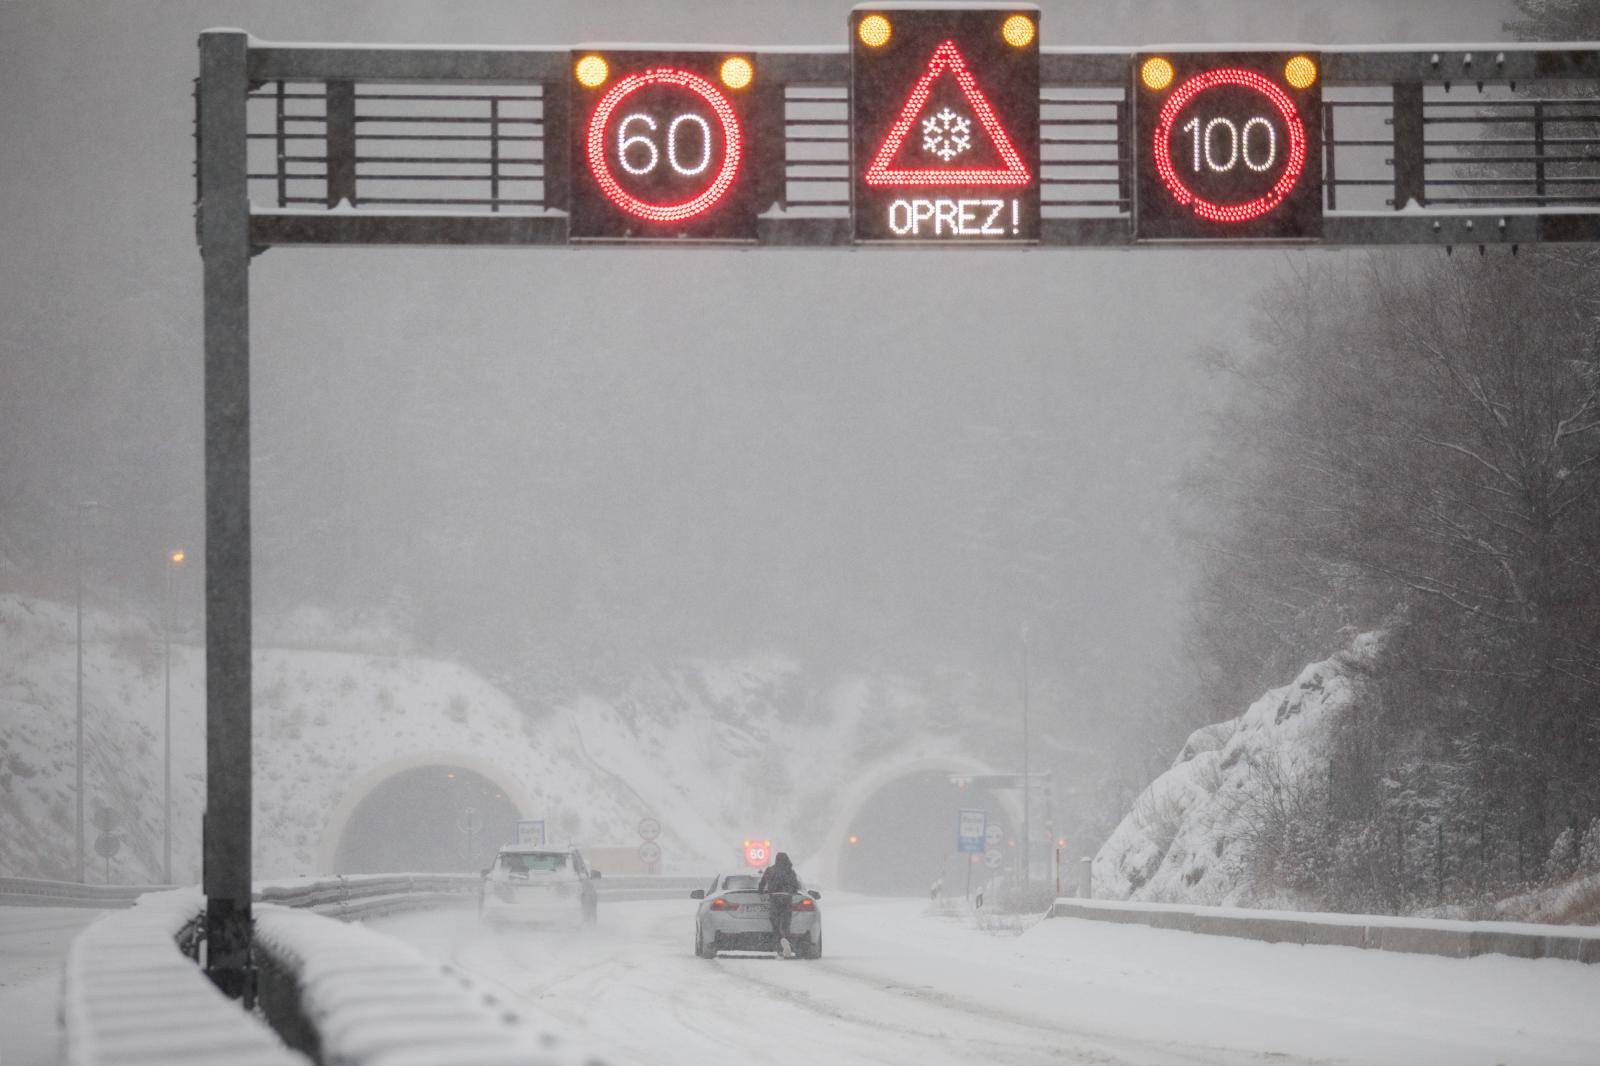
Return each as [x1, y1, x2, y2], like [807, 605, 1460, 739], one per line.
[807, 756, 1022, 894]
[317, 751, 534, 875]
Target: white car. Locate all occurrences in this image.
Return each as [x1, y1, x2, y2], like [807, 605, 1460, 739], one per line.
[479, 845, 600, 927]
[691, 872, 822, 958]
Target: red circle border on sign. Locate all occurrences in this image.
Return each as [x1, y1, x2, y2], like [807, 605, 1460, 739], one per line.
[585, 67, 744, 224]
[1153, 68, 1308, 224]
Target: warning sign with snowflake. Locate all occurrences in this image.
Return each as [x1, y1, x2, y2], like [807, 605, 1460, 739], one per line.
[851, 7, 1040, 242]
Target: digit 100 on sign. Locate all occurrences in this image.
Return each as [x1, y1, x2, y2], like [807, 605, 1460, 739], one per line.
[1134, 52, 1323, 241]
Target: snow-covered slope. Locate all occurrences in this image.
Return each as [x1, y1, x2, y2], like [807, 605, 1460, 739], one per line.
[0, 593, 985, 883]
[1092, 630, 1386, 905]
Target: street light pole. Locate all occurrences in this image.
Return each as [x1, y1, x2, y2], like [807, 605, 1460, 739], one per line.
[75, 499, 99, 884]
[1020, 623, 1030, 889]
[75, 506, 86, 883]
[164, 548, 186, 884]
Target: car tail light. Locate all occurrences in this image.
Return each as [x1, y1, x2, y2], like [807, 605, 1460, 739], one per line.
[709, 898, 738, 911]
[791, 897, 815, 912]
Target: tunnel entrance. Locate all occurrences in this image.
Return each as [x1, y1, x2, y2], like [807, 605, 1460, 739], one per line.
[836, 770, 1013, 897]
[331, 764, 523, 874]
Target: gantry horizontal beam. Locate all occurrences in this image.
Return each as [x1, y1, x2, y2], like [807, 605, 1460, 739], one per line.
[239, 38, 1600, 86]
[250, 211, 1600, 248]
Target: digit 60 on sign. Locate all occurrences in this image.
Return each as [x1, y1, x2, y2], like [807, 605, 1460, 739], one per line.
[570, 50, 759, 240]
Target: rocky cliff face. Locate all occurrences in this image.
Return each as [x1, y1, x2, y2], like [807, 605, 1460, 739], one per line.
[1092, 630, 1385, 905]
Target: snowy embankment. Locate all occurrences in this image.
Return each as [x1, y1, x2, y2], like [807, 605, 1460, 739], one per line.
[0, 592, 983, 882]
[1093, 630, 1384, 903]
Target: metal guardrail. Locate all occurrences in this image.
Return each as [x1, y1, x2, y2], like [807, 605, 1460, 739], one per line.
[4, 871, 711, 912]
[0, 876, 180, 908]
[1050, 898, 1600, 963]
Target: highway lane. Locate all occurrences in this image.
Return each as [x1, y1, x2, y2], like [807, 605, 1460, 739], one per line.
[373, 895, 1600, 1065]
[0, 906, 106, 1066]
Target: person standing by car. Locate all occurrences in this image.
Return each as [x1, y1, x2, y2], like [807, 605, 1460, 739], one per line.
[758, 851, 802, 957]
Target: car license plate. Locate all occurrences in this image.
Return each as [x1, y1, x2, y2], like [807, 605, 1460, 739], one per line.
[742, 902, 767, 914]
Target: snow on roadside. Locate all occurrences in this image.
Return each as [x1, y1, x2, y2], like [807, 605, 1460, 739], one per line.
[374, 893, 1600, 1066]
[1093, 629, 1385, 904]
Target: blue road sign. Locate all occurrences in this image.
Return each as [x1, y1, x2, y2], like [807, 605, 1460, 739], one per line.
[957, 809, 987, 853]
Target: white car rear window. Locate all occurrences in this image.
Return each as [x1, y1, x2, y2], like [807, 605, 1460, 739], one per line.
[501, 852, 569, 874]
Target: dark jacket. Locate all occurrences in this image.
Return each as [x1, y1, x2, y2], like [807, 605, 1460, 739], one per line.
[759, 853, 801, 895]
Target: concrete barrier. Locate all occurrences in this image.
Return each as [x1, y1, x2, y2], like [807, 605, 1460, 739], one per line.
[1049, 897, 1600, 965]
[1373, 924, 1473, 959]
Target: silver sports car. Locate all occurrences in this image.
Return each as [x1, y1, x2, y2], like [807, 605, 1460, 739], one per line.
[690, 872, 822, 958]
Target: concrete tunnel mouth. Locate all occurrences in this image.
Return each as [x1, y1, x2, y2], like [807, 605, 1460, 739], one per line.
[833, 769, 1016, 897]
[331, 763, 526, 875]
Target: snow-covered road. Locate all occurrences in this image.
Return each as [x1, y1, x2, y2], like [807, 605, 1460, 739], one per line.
[0, 906, 104, 1066]
[373, 896, 1600, 1066]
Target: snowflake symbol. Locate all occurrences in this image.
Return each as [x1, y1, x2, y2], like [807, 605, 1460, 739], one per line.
[921, 107, 973, 162]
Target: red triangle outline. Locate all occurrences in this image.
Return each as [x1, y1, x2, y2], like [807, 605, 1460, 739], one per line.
[865, 39, 1032, 188]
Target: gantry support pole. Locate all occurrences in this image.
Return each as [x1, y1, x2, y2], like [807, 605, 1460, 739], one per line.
[197, 28, 254, 1003]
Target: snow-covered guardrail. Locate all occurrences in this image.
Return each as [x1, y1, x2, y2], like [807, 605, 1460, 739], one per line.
[1050, 898, 1600, 963]
[252, 871, 710, 918]
[256, 873, 481, 921]
[0, 876, 179, 908]
[3, 871, 710, 912]
[61, 888, 308, 1066]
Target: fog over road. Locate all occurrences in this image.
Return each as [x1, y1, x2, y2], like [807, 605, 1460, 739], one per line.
[374, 897, 1600, 1065]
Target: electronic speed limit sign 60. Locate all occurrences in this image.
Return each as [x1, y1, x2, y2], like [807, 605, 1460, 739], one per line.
[569, 50, 759, 240]
[1135, 52, 1322, 240]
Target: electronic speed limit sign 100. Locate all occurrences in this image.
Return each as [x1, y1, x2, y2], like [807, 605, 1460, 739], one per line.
[569, 50, 760, 240]
[1134, 52, 1323, 241]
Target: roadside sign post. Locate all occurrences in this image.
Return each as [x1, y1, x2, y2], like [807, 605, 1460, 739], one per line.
[92, 806, 122, 885]
[957, 809, 987, 853]
[516, 819, 545, 847]
[637, 817, 663, 872]
[458, 806, 482, 865]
